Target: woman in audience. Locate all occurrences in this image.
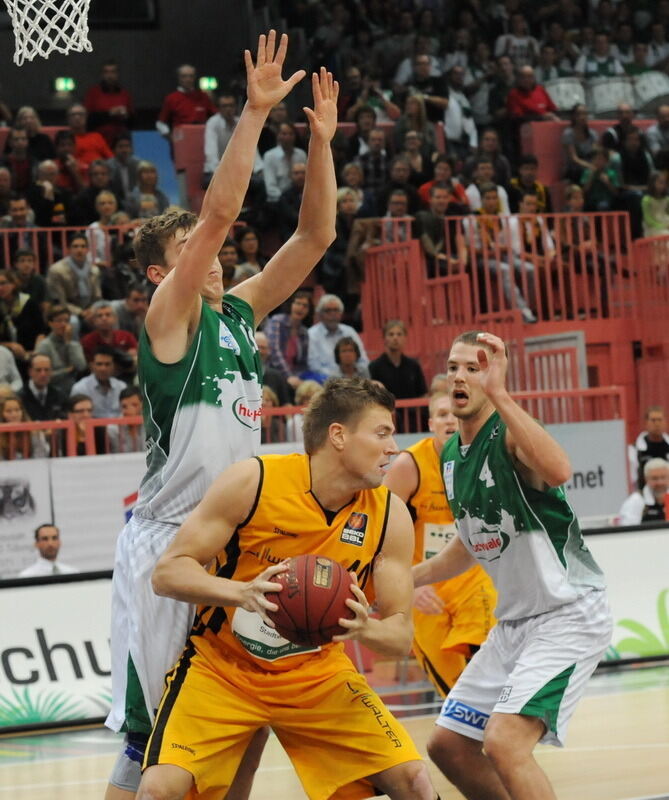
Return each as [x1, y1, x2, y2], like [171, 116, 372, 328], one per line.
[333, 336, 370, 379]
[617, 127, 654, 238]
[642, 172, 669, 238]
[263, 290, 312, 389]
[260, 385, 285, 445]
[123, 160, 170, 219]
[340, 162, 376, 217]
[87, 190, 119, 267]
[463, 128, 512, 187]
[0, 269, 46, 353]
[0, 394, 49, 459]
[392, 94, 437, 154]
[562, 103, 598, 183]
[398, 130, 434, 187]
[5, 106, 55, 161]
[233, 225, 266, 285]
[285, 379, 324, 442]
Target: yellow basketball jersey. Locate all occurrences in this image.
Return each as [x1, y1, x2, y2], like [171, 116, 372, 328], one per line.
[193, 453, 392, 672]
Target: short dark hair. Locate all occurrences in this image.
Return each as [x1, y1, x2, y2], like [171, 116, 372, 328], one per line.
[354, 105, 377, 125]
[48, 305, 70, 321]
[518, 154, 538, 168]
[68, 231, 88, 247]
[334, 336, 361, 364]
[133, 209, 198, 270]
[12, 248, 36, 262]
[34, 523, 58, 540]
[67, 393, 92, 412]
[302, 377, 395, 454]
[451, 330, 506, 356]
[478, 182, 498, 196]
[120, 386, 141, 401]
[91, 344, 116, 361]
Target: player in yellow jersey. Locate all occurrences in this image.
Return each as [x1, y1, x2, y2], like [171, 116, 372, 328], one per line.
[384, 392, 497, 696]
[136, 377, 439, 800]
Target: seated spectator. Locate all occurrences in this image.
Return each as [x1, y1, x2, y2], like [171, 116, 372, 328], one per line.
[380, 188, 413, 243]
[369, 319, 427, 432]
[508, 190, 552, 315]
[106, 221, 148, 298]
[203, 94, 263, 185]
[642, 172, 669, 238]
[35, 305, 86, 394]
[263, 291, 312, 389]
[108, 385, 145, 453]
[535, 43, 564, 83]
[254, 330, 291, 405]
[260, 385, 285, 444]
[619, 459, 669, 525]
[80, 300, 137, 381]
[506, 66, 559, 123]
[66, 103, 113, 172]
[0, 344, 22, 392]
[339, 162, 376, 217]
[0, 268, 47, 352]
[463, 184, 537, 323]
[53, 130, 86, 195]
[647, 21, 669, 70]
[494, 12, 540, 66]
[574, 32, 625, 78]
[124, 161, 170, 219]
[258, 102, 288, 155]
[320, 188, 359, 299]
[66, 392, 105, 454]
[345, 104, 377, 161]
[398, 130, 433, 187]
[581, 147, 620, 211]
[12, 248, 47, 315]
[307, 294, 368, 378]
[442, 27, 474, 73]
[376, 156, 421, 216]
[463, 128, 512, 188]
[262, 123, 307, 204]
[18, 524, 78, 577]
[70, 345, 126, 418]
[233, 226, 266, 286]
[18, 352, 66, 421]
[617, 128, 654, 238]
[392, 95, 437, 155]
[83, 60, 134, 146]
[0, 127, 37, 193]
[156, 64, 216, 138]
[418, 154, 468, 208]
[110, 286, 148, 340]
[395, 36, 443, 86]
[355, 127, 390, 197]
[216, 239, 238, 291]
[27, 159, 72, 227]
[333, 336, 370, 379]
[0, 194, 41, 268]
[343, 72, 400, 126]
[46, 232, 101, 323]
[277, 161, 306, 243]
[625, 42, 651, 76]
[415, 184, 467, 277]
[71, 160, 121, 226]
[443, 65, 478, 162]
[632, 406, 669, 489]
[285, 379, 324, 443]
[404, 53, 450, 124]
[467, 41, 496, 128]
[465, 157, 511, 214]
[509, 155, 552, 213]
[9, 107, 55, 161]
[645, 105, 669, 163]
[601, 103, 636, 153]
[106, 133, 140, 202]
[0, 393, 49, 459]
[86, 190, 120, 267]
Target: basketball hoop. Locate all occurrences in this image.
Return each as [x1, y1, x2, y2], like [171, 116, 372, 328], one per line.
[4, 0, 92, 66]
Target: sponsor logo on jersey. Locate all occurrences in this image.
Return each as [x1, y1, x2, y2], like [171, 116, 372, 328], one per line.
[232, 396, 262, 430]
[273, 526, 298, 538]
[171, 742, 196, 755]
[443, 460, 455, 500]
[498, 685, 512, 703]
[219, 320, 241, 354]
[468, 524, 510, 561]
[340, 512, 368, 546]
[441, 699, 489, 731]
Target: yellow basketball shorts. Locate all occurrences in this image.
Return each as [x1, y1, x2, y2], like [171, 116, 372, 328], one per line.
[144, 641, 423, 800]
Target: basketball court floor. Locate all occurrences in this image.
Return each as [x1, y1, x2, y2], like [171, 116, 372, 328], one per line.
[1, 663, 667, 799]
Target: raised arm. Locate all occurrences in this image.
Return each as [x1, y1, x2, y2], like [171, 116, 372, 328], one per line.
[152, 458, 287, 623]
[231, 69, 338, 324]
[146, 31, 305, 341]
[476, 332, 572, 487]
[333, 494, 415, 657]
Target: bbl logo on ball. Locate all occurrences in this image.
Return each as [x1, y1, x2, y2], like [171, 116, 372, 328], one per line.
[313, 557, 333, 588]
[340, 512, 368, 546]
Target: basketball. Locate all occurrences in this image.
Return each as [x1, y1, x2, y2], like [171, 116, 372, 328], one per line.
[266, 555, 356, 647]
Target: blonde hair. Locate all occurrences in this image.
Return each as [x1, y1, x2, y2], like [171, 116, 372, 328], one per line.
[294, 380, 324, 405]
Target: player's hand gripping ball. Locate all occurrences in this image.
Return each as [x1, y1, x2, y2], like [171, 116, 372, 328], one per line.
[266, 554, 356, 646]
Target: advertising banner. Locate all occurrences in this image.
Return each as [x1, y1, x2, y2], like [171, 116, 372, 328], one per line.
[0, 460, 52, 579]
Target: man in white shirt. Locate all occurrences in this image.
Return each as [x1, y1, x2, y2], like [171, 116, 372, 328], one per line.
[443, 66, 478, 161]
[574, 32, 625, 78]
[465, 157, 510, 213]
[19, 524, 79, 577]
[203, 94, 263, 183]
[307, 294, 369, 377]
[262, 122, 307, 202]
[70, 345, 126, 418]
[619, 459, 669, 526]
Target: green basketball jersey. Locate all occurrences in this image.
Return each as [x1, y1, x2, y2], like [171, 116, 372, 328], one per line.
[134, 295, 262, 525]
[441, 411, 605, 620]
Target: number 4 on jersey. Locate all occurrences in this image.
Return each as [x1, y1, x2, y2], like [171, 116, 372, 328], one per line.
[479, 456, 495, 487]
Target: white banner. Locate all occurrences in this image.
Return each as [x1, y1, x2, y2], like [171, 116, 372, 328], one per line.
[0, 460, 52, 579]
[0, 577, 111, 728]
[50, 453, 145, 573]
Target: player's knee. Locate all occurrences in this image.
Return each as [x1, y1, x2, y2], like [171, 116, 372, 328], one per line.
[136, 765, 192, 800]
[483, 714, 539, 769]
[427, 727, 468, 775]
[375, 759, 432, 798]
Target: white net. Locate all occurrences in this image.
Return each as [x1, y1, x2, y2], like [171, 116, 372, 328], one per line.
[4, 0, 92, 66]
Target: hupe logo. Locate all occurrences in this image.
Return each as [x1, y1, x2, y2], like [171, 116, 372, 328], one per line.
[232, 396, 262, 431]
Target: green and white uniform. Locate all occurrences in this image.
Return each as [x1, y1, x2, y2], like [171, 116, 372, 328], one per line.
[106, 296, 262, 736]
[436, 412, 612, 745]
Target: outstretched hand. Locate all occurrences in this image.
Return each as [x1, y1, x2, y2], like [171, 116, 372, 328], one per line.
[245, 30, 306, 113]
[303, 68, 339, 143]
[475, 332, 508, 400]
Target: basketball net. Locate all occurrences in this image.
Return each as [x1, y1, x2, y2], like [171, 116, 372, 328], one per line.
[4, 0, 92, 66]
